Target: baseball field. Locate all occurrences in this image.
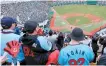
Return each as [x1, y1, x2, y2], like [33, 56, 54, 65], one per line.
[50, 5, 106, 35]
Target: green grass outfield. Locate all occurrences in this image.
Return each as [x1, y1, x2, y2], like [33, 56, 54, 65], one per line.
[53, 5, 106, 32]
[67, 16, 91, 26]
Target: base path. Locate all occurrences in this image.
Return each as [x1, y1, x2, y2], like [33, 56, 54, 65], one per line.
[62, 13, 103, 23]
[50, 9, 104, 36]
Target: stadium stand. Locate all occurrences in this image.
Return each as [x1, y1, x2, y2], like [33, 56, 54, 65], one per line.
[1, 1, 50, 26]
[51, 0, 106, 6]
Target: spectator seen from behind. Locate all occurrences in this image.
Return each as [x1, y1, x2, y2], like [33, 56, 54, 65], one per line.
[47, 30, 58, 50]
[56, 32, 64, 50]
[21, 21, 53, 65]
[97, 36, 106, 65]
[58, 28, 94, 65]
[0, 17, 25, 65]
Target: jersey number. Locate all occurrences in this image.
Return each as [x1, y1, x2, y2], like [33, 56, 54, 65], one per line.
[69, 58, 85, 65]
[23, 46, 34, 57]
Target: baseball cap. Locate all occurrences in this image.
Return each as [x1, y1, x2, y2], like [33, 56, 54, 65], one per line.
[70, 27, 85, 41]
[1, 17, 17, 28]
[24, 21, 38, 33]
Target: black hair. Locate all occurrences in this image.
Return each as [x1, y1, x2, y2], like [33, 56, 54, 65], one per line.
[99, 37, 106, 54]
[49, 30, 53, 36]
[54, 31, 57, 34]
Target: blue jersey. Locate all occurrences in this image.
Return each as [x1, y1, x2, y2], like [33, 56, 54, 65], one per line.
[1, 30, 25, 63]
[58, 44, 94, 65]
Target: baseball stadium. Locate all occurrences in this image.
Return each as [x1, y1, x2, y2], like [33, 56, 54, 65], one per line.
[0, 0, 106, 65]
[49, 1, 106, 36]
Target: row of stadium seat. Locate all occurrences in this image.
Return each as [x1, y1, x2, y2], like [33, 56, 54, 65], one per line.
[51, 1, 106, 6]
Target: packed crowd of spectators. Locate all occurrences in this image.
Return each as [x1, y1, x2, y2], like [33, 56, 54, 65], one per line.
[52, 0, 106, 6]
[97, 1, 106, 6]
[0, 16, 106, 65]
[52, 0, 87, 6]
[1, 1, 49, 24]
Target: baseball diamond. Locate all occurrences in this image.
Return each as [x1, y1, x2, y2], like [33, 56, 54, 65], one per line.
[50, 5, 106, 35]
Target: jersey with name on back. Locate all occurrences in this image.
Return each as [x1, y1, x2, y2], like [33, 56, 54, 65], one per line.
[58, 44, 94, 65]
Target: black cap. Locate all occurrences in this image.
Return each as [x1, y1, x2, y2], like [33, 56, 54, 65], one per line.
[71, 27, 85, 41]
[1, 17, 17, 28]
[24, 21, 38, 33]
